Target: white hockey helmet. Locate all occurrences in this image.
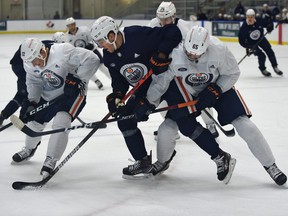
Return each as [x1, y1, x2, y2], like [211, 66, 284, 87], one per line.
[20, 38, 45, 62]
[156, 1, 176, 19]
[184, 26, 210, 57]
[246, 9, 255, 16]
[90, 16, 119, 44]
[66, 17, 76, 26]
[52, 32, 66, 43]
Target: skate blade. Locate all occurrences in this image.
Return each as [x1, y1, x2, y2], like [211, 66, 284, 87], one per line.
[223, 158, 236, 184]
[122, 173, 153, 180]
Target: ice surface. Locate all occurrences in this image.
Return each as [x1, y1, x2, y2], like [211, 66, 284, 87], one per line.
[0, 34, 288, 216]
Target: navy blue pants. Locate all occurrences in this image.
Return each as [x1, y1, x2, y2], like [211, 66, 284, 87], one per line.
[253, 37, 278, 71]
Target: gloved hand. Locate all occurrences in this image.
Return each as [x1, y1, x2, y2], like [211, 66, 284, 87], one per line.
[19, 100, 38, 123]
[106, 91, 125, 117]
[195, 83, 222, 111]
[266, 22, 274, 33]
[134, 98, 156, 122]
[65, 74, 87, 96]
[149, 52, 172, 75]
[246, 48, 253, 56]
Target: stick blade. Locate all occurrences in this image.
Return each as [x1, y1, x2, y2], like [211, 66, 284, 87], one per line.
[10, 115, 25, 130]
[12, 180, 46, 190]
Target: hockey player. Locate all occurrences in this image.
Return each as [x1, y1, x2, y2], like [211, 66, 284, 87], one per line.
[12, 38, 100, 178]
[148, 1, 219, 139]
[238, 9, 283, 77]
[65, 17, 109, 89]
[138, 26, 286, 186]
[90, 16, 182, 179]
[0, 40, 53, 127]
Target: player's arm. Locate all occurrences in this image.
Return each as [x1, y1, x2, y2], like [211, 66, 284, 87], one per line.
[65, 43, 100, 83]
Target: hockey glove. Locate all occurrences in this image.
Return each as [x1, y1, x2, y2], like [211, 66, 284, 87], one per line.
[134, 98, 156, 122]
[266, 22, 274, 33]
[65, 74, 87, 96]
[19, 100, 38, 123]
[246, 48, 253, 56]
[106, 92, 125, 117]
[149, 52, 172, 75]
[195, 83, 222, 112]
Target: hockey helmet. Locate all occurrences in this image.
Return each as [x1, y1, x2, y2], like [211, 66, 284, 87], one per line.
[52, 32, 66, 43]
[156, 2, 176, 19]
[66, 17, 76, 26]
[246, 9, 255, 16]
[20, 38, 45, 62]
[90, 16, 119, 45]
[184, 26, 210, 58]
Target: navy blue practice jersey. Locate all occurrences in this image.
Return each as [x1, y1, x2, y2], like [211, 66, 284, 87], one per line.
[238, 18, 271, 48]
[103, 24, 182, 97]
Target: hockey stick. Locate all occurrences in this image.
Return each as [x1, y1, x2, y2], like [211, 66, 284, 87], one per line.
[203, 109, 235, 137]
[76, 116, 85, 124]
[12, 69, 153, 190]
[238, 22, 280, 65]
[1, 95, 64, 133]
[0, 122, 13, 132]
[10, 100, 198, 137]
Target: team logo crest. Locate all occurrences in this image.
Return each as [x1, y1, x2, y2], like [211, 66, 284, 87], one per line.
[185, 73, 212, 86]
[120, 63, 147, 84]
[250, 30, 261, 40]
[41, 69, 64, 89]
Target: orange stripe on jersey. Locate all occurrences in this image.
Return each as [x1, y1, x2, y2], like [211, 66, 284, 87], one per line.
[174, 77, 197, 113]
[234, 87, 252, 116]
[69, 95, 85, 117]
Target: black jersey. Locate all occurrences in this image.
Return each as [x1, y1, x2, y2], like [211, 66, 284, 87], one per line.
[103, 24, 182, 97]
[238, 18, 271, 48]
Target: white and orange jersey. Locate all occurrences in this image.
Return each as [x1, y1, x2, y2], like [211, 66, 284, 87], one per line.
[147, 36, 241, 106]
[24, 43, 100, 103]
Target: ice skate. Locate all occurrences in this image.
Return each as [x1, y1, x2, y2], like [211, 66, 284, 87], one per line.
[153, 130, 180, 141]
[12, 142, 41, 163]
[264, 163, 287, 186]
[273, 66, 283, 76]
[148, 150, 176, 176]
[260, 69, 271, 77]
[95, 79, 103, 90]
[206, 123, 219, 138]
[213, 150, 236, 184]
[40, 156, 57, 179]
[122, 151, 152, 179]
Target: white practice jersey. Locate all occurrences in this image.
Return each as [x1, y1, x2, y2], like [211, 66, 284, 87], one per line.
[147, 36, 241, 106]
[24, 43, 100, 103]
[148, 17, 194, 40]
[65, 26, 94, 48]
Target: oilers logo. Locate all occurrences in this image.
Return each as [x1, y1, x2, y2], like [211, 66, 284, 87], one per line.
[120, 63, 147, 84]
[185, 73, 212, 86]
[249, 30, 261, 40]
[41, 69, 64, 90]
[74, 39, 86, 48]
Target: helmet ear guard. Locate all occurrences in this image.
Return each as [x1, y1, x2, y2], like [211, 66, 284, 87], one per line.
[184, 26, 210, 59]
[20, 38, 45, 62]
